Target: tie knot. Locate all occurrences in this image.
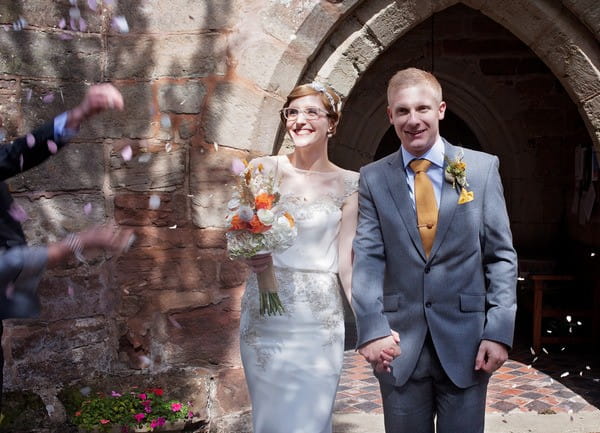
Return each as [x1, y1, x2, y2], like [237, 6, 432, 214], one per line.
[410, 159, 432, 174]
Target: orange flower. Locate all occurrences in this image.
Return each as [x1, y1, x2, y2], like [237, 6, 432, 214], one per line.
[229, 215, 248, 231]
[249, 215, 271, 233]
[255, 193, 275, 210]
[283, 212, 295, 228]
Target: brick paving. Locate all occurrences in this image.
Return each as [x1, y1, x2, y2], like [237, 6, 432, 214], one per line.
[335, 348, 600, 415]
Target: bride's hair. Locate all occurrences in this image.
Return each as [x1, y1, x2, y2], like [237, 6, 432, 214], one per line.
[281, 82, 342, 135]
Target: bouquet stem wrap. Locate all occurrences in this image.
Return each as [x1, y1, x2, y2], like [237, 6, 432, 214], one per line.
[256, 259, 284, 316]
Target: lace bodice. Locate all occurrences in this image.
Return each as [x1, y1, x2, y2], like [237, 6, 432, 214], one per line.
[252, 155, 359, 273]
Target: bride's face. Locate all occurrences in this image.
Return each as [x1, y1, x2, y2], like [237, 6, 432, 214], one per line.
[284, 94, 332, 150]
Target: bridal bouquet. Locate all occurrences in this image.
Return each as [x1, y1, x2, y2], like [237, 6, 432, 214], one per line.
[226, 158, 296, 316]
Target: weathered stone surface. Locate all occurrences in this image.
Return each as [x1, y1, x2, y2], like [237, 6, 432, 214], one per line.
[114, 192, 189, 227]
[209, 411, 253, 433]
[158, 81, 206, 114]
[213, 367, 250, 415]
[0, 1, 103, 33]
[562, 0, 600, 37]
[96, 82, 154, 139]
[110, 143, 185, 192]
[191, 181, 230, 228]
[0, 31, 103, 80]
[357, 0, 419, 47]
[107, 33, 228, 79]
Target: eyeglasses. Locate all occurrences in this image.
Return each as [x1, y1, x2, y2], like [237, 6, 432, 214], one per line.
[281, 106, 329, 121]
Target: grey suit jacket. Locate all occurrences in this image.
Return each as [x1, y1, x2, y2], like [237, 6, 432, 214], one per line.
[352, 139, 517, 389]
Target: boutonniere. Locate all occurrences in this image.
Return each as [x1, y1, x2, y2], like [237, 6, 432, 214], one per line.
[444, 150, 474, 204]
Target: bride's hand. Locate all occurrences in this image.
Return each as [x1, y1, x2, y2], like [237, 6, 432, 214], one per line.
[245, 253, 272, 273]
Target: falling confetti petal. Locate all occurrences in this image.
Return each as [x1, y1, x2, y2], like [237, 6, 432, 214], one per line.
[165, 142, 172, 153]
[26, 133, 35, 147]
[12, 17, 27, 31]
[69, 7, 81, 20]
[213, 142, 219, 152]
[542, 347, 549, 354]
[560, 346, 566, 351]
[546, 329, 552, 334]
[112, 16, 129, 33]
[79, 18, 87, 32]
[80, 386, 92, 396]
[58, 18, 66, 29]
[68, 285, 75, 297]
[532, 356, 538, 364]
[527, 364, 532, 369]
[576, 321, 582, 326]
[579, 371, 583, 376]
[586, 366, 591, 370]
[121, 144, 132, 161]
[5, 283, 15, 299]
[591, 252, 596, 257]
[148, 195, 161, 210]
[48, 140, 58, 154]
[138, 355, 151, 368]
[19, 154, 24, 171]
[0, 128, 6, 142]
[511, 384, 517, 388]
[42, 92, 55, 104]
[566, 315, 572, 322]
[529, 347, 535, 355]
[83, 202, 92, 215]
[560, 372, 569, 378]
[88, 0, 98, 11]
[46, 404, 55, 415]
[169, 224, 177, 229]
[160, 114, 171, 129]
[517, 276, 525, 281]
[168, 316, 183, 329]
[138, 153, 152, 163]
[8, 202, 29, 223]
[59, 33, 74, 40]
[105, 0, 115, 5]
[568, 326, 573, 333]
[231, 158, 246, 175]
[70, 17, 77, 31]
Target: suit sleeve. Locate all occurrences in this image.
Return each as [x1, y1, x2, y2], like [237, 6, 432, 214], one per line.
[480, 157, 518, 347]
[351, 168, 391, 348]
[0, 120, 69, 181]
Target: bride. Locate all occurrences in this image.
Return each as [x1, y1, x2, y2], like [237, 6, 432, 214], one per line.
[239, 82, 359, 433]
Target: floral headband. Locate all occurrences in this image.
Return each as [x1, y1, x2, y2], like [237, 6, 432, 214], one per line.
[308, 81, 342, 113]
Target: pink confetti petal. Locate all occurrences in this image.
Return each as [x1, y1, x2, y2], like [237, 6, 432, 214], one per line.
[83, 202, 92, 215]
[12, 17, 27, 31]
[19, 154, 24, 171]
[168, 316, 183, 329]
[8, 202, 29, 223]
[42, 92, 55, 104]
[26, 133, 35, 148]
[59, 33, 74, 41]
[165, 142, 172, 153]
[112, 16, 129, 33]
[149, 195, 161, 210]
[231, 158, 245, 175]
[5, 283, 15, 300]
[70, 17, 77, 31]
[79, 18, 87, 32]
[58, 18, 66, 29]
[68, 285, 75, 297]
[47, 139, 58, 154]
[88, 0, 98, 11]
[121, 144, 133, 161]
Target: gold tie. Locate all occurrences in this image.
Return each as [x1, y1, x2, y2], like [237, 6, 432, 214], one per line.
[410, 159, 438, 257]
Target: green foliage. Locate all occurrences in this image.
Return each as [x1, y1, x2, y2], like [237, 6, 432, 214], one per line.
[68, 387, 192, 432]
[0, 391, 48, 431]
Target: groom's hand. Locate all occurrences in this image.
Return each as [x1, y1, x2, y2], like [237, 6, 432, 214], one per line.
[358, 332, 401, 370]
[474, 339, 508, 374]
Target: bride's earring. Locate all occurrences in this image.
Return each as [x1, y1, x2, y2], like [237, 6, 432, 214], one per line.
[327, 128, 334, 138]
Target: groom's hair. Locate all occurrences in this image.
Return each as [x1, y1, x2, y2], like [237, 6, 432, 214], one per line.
[387, 68, 443, 104]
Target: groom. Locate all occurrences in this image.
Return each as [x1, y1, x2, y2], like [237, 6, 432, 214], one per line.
[352, 68, 517, 433]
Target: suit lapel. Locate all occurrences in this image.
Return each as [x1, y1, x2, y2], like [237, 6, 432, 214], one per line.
[429, 140, 460, 259]
[383, 151, 427, 261]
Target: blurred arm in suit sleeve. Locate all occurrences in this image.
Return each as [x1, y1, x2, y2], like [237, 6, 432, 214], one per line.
[475, 156, 518, 373]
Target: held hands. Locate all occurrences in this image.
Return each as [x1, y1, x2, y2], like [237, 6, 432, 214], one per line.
[77, 226, 135, 254]
[358, 330, 401, 373]
[245, 253, 272, 273]
[66, 83, 124, 130]
[474, 339, 509, 374]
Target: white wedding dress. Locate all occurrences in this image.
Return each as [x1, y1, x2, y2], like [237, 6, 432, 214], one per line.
[240, 155, 359, 433]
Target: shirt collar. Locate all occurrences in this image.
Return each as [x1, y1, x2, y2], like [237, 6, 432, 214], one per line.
[401, 136, 445, 170]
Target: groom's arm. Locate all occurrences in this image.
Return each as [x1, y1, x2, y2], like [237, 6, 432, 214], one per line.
[352, 167, 398, 361]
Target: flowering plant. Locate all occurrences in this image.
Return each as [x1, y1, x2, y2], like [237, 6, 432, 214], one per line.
[226, 158, 297, 315]
[71, 387, 193, 432]
[444, 150, 474, 204]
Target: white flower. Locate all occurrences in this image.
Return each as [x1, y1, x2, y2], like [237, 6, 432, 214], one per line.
[227, 197, 240, 210]
[257, 209, 275, 225]
[238, 205, 254, 222]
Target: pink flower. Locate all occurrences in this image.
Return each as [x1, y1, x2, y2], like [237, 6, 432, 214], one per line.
[144, 404, 152, 413]
[134, 413, 146, 423]
[150, 417, 166, 428]
[100, 419, 110, 424]
[171, 402, 182, 412]
[187, 411, 194, 418]
[138, 393, 147, 400]
[111, 391, 122, 397]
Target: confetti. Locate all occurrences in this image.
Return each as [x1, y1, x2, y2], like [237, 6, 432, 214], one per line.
[529, 347, 535, 355]
[42, 92, 55, 104]
[213, 142, 219, 152]
[47, 139, 58, 154]
[68, 285, 75, 297]
[25, 133, 35, 147]
[576, 321, 582, 326]
[546, 329, 552, 334]
[560, 372, 569, 378]
[58, 18, 66, 29]
[591, 252, 596, 257]
[70, 17, 77, 31]
[560, 346, 566, 351]
[46, 404, 55, 415]
[511, 384, 517, 388]
[138, 355, 151, 369]
[69, 7, 81, 20]
[517, 276, 525, 281]
[160, 114, 171, 129]
[532, 356, 538, 364]
[80, 386, 92, 396]
[88, 0, 98, 11]
[8, 202, 29, 223]
[83, 202, 92, 215]
[19, 154, 24, 171]
[59, 33, 74, 41]
[120, 144, 132, 161]
[168, 316, 183, 329]
[138, 153, 152, 163]
[566, 315, 572, 322]
[79, 18, 87, 32]
[112, 16, 129, 33]
[169, 224, 177, 229]
[5, 283, 15, 300]
[542, 347, 549, 354]
[586, 366, 591, 370]
[12, 17, 27, 31]
[148, 195, 161, 210]
[165, 142, 172, 153]
[231, 158, 246, 175]
[0, 128, 6, 142]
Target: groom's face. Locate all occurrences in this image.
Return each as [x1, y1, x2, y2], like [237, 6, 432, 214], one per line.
[387, 83, 446, 157]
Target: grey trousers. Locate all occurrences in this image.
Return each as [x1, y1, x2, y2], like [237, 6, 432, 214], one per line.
[378, 335, 489, 433]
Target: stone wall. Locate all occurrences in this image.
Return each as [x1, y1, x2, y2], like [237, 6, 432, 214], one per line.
[0, 0, 598, 431]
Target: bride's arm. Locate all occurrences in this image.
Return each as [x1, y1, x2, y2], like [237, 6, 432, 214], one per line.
[338, 191, 358, 304]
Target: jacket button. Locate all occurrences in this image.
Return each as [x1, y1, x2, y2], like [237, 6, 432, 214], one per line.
[425, 302, 432, 308]
[424, 266, 431, 273]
